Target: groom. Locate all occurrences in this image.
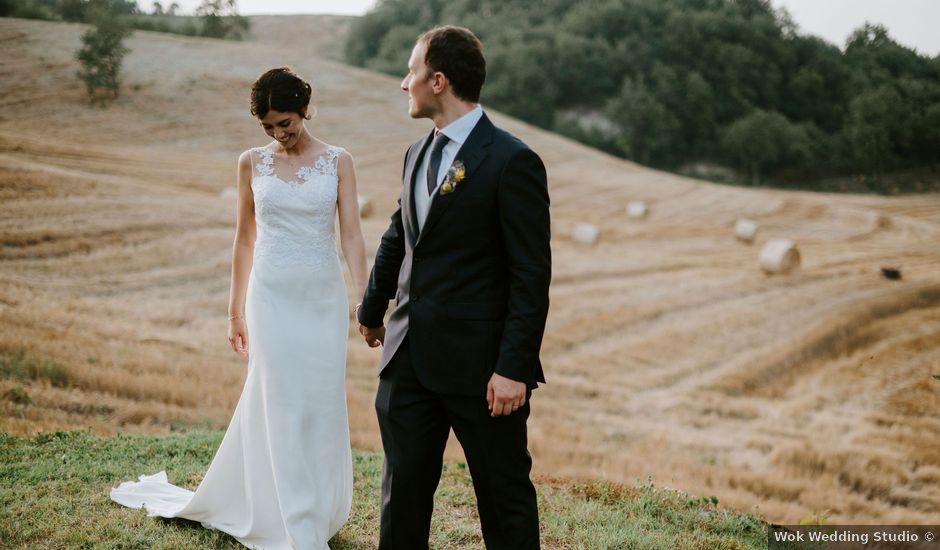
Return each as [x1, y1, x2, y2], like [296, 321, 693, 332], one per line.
[357, 25, 550, 550]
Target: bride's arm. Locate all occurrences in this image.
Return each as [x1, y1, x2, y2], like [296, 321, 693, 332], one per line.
[337, 150, 368, 302]
[227, 151, 256, 356]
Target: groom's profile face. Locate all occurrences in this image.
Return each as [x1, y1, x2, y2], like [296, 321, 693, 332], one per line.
[402, 41, 436, 119]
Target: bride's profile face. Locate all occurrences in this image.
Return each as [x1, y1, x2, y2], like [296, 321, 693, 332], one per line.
[259, 108, 306, 148]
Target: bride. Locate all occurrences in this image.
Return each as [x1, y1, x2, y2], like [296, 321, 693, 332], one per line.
[110, 67, 369, 549]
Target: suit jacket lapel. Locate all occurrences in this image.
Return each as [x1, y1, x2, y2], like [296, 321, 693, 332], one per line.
[416, 114, 494, 246]
[404, 131, 434, 246]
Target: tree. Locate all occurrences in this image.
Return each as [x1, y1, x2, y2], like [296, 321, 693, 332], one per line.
[365, 24, 424, 76]
[921, 101, 940, 169]
[483, 30, 560, 129]
[779, 35, 849, 132]
[109, 0, 139, 15]
[75, 0, 132, 102]
[196, 0, 249, 40]
[721, 109, 810, 184]
[58, 0, 88, 21]
[552, 32, 618, 106]
[606, 76, 680, 166]
[841, 85, 904, 174]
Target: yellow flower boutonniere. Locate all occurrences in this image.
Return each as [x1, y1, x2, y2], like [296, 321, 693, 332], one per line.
[439, 160, 466, 195]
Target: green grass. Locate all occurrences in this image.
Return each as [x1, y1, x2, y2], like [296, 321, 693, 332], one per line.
[0, 349, 69, 388]
[0, 429, 769, 549]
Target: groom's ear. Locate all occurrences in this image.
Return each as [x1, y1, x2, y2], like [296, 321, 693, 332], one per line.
[430, 71, 449, 95]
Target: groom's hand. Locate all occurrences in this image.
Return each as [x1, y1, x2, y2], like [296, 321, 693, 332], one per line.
[359, 324, 385, 348]
[487, 373, 526, 417]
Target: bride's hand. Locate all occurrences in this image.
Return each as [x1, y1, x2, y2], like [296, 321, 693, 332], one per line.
[228, 318, 249, 356]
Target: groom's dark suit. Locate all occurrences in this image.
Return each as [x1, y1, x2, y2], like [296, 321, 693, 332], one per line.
[359, 112, 550, 549]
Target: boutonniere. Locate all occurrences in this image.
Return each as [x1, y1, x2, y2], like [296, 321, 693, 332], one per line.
[439, 160, 466, 195]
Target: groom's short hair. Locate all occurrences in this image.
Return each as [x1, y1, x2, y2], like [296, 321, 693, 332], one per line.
[418, 26, 486, 103]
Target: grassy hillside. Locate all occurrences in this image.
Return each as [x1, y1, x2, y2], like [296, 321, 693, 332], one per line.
[0, 429, 767, 549]
[1, 16, 939, 525]
[245, 14, 353, 61]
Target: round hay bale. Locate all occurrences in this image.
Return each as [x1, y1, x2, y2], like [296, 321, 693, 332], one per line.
[357, 195, 374, 218]
[626, 201, 648, 220]
[759, 239, 800, 274]
[572, 223, 599, 245]
[734, 218, 758, 243]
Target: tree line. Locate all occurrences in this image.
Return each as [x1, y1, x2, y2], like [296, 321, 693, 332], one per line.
[0, 0, 248, 39]
[345, 0, 940, 191]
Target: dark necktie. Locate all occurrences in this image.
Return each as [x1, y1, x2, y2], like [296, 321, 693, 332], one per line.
[426, 130, 450, 195]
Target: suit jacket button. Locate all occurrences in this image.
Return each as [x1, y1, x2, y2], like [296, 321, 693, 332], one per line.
[412, 295, 420, 302]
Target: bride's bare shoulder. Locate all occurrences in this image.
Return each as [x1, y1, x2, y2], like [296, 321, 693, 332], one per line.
[237, 149, 253, 170]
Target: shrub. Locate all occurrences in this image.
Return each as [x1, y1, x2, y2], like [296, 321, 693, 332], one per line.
[75, 0, 132, 102]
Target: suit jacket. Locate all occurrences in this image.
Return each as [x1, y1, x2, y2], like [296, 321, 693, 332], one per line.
[358, 113, 550, 396]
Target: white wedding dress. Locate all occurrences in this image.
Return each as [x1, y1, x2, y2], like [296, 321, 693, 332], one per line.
[110, 144, 353, 549]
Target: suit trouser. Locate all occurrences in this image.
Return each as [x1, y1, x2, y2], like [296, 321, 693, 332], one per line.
[374, 335, 540, 550]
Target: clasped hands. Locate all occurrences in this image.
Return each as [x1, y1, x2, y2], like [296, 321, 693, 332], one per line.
[357, 322, 526, 417]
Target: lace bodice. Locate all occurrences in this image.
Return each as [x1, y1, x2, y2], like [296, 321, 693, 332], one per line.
[250, 145, 343, 271]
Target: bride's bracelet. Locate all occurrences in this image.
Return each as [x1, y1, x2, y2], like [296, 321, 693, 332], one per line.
[229, 314, 245, 321]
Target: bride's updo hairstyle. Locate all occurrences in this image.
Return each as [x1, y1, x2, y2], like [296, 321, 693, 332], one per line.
[249, 67, 314, 120]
